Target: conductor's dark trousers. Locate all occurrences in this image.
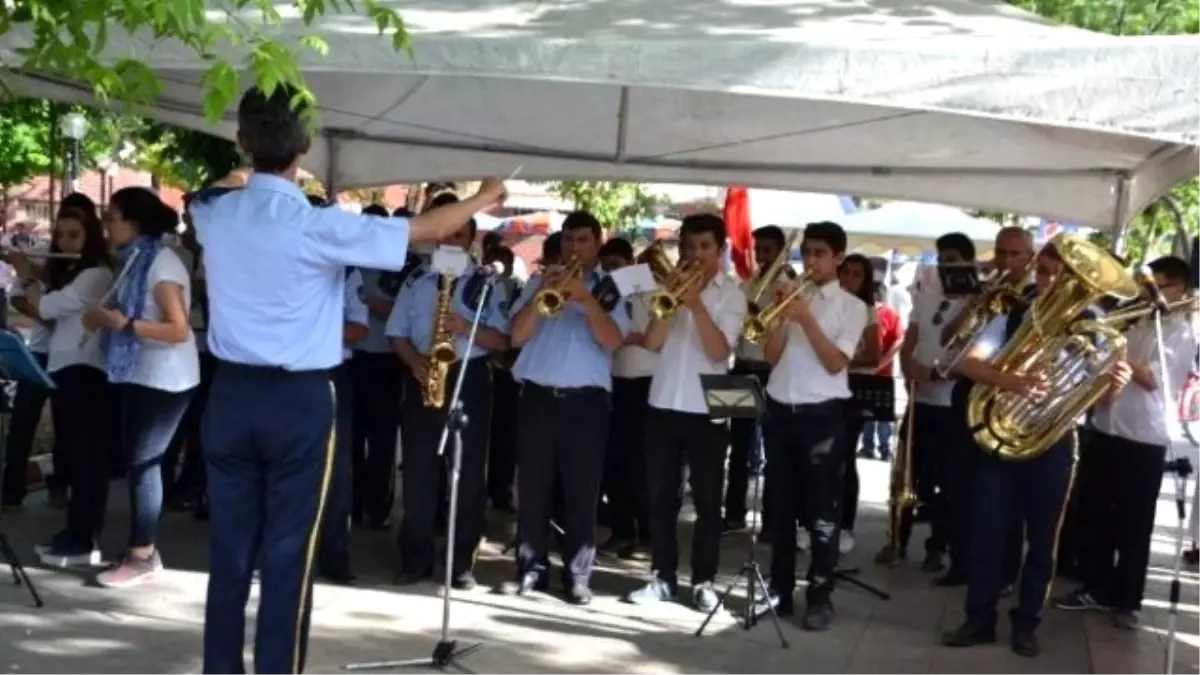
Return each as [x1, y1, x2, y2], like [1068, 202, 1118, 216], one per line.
[398, 357, 492, 577]
[202, 362, 335, 675]
[320, 362, 355, 574]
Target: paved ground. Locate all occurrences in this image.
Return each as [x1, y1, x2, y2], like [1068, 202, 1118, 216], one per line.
[1, 444, 1197, 674]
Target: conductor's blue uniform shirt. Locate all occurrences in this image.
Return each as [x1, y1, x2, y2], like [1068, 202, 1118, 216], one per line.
[510, 265, 630, 390]
[189, 174, 411, 370]
[386, 263, 511, 360]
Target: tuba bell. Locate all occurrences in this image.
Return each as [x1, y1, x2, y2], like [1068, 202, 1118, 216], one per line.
[740, 274, 818, 344]
[965, 234, 1141, 461]
[532, 257, 585, 317]
[420, 273, 460, 408]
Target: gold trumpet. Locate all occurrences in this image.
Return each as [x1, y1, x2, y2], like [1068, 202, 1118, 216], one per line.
[532, 256, 585, 317]
[740, 274, 817, 343]
[647, 258, 706, 322]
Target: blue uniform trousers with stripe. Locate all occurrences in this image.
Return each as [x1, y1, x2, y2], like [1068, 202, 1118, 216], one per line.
[201, 363, 336, 675]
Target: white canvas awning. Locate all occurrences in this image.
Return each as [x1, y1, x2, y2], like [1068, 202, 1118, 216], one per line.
[3, 0, 1196, 230]
[838, 202, 1002, 257]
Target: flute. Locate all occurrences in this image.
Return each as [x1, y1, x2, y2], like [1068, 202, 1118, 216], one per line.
[1, 248, 81, 260]
[78, 248, 143, 348]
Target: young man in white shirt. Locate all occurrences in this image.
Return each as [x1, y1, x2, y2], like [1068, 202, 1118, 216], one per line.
[888, 233, 974, 573]
[624, 214, 746, 612]
[754, 221, 868, 631]
[1056, 256, 1197, 629]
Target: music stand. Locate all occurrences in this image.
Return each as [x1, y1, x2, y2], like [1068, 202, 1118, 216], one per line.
[0, 329, 53, 608]
[694, 374, 788, 649]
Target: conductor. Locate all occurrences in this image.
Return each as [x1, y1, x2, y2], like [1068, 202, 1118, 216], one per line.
[187, 85, 507, 674]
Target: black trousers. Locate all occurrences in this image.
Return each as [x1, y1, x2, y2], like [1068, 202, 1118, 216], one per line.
[1077, 429, 1166, 611]
[603, 376, 652, 543]
[398, 358, 491, 576]
[350, 351, 403, 524]
[897, 403, 956, 554]
[726, 359, 770, 524]
[764, 397, 845, 605]
[2, 351, 52, 505]
[51, 365, 111, 545]
[486, 363, 519, 508]
[644, 407, 728, 585]
[965, 438, 1075, 631]
[515, 383, 609, 586]
[840, 402, 866, 532]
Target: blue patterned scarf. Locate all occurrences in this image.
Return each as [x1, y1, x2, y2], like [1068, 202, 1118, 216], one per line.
[103, 235, 161, 383]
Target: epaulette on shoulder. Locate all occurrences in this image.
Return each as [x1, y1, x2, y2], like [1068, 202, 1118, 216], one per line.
[185, 186, 243, 210]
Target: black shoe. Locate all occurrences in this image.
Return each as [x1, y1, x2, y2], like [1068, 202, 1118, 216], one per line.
[802, 604, 834, 631]
[1184, 547, 1199, 566]
[451, 571, 477, 591]
[942, 619, 997, 647]
[566, 584, 593, 606]
[320, 566, 357, 586]
[920, 552, 946, 574]
[394, 569, 432, 586]
[1010, 627, 1039, 657]
[499, 571, 542, 596]
[934, 571, 968, 587]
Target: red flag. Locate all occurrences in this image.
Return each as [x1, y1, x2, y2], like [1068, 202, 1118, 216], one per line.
[724, 186, 752, 279]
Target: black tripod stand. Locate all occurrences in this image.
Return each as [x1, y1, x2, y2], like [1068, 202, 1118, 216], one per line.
[344, 265, 496, 674]
[0, 336, 51, 609]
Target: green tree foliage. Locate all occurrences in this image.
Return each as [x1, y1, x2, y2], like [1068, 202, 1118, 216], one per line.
[547, 181, 663, 234]
[0, 99, 118, 193]
[0, 0, 410, 124]
[135, 125, 242, 190]
[1008, 0, 1199, 257]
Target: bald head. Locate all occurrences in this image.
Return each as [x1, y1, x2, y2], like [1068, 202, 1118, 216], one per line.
[994, 227, 1034, 277]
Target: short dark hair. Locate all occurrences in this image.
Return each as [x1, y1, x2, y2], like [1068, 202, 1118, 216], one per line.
[393, 207, 414, 218]
[599, 238, 634, 263]
[561, 211, 602, 240]
[491, 246, 515, 275]
[753, 225, 786, 250]
[803, 221, 848, 255]
[236, 85, 310, 173]
[680, 213, 727, 249]
[542, 232, 563, 261]
[426, 192, 459, 211]
[935, 232, 976, 262]
[306, 194, 327, 208]
[841, 253, 876, 305]
[1149, 255, 1191, 285]
[109, 187, 179, 238]
[482, 231, 503, 253]
[361, 204, 389, 217]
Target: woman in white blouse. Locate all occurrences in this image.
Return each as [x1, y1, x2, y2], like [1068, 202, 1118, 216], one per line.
[83, 187, 200, 589]
[7, 206, 114, 566]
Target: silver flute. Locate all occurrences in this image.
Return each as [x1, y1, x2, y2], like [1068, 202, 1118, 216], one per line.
[78, 248, 143, 348]
[1, 248, 82, 260]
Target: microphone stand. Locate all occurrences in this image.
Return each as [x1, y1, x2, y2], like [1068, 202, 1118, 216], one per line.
[344, 271, 497, 673]
[1147, 308, 1193, 675]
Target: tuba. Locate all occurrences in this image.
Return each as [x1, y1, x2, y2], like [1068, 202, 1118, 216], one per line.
[740, 274, 818, 344]
[965, 234, 1140, 461]
[647, 257, 706, 322]
[533, 257, 585, 317]
[421, 273, 460, 408]
[933, 260, 1033, 377]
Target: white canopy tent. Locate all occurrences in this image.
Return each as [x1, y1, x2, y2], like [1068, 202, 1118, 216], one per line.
[2, 0, 1196, 231]
[839, 201, 1001, 258]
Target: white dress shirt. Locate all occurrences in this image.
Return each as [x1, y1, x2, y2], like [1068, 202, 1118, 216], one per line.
[648, 274, 746, 414]
[613, 292, 659, 379]
[908, 292, 968, 407]
[1092, 313, 1197, 447]
[766, 280, 869, 405]
[39, 267, 113, 374]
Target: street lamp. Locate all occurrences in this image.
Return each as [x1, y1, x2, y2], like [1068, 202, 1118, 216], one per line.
[96, 156, 117, 209]
[59, 112, 89, 194]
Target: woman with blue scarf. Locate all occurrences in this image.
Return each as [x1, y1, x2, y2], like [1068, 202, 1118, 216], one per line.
[82, 187, 200, 589]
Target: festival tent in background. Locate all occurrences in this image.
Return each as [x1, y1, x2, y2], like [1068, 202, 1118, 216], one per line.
[838, 202, 1001, 259]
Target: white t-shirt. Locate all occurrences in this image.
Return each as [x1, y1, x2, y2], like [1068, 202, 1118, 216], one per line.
[39, 267, 113, 373]
[122, 248, 201, 393]
[908, 292, 967, 407]
[612, 293, 659, 379]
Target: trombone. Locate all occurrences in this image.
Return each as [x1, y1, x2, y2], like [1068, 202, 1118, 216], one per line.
[532, 256, 585, 317]
[1103, 293, 1197, 330]
[744, 230, 801, 312]
[740, 274, 817, 343]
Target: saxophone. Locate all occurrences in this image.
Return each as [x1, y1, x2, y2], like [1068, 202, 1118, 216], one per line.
[421, 274, 459, 408]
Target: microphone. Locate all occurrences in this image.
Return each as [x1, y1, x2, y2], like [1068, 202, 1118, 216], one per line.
[1135, 265, 1170, 313]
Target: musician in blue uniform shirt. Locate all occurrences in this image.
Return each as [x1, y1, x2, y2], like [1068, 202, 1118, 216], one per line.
[388, 212, 510, 590]
[187, 85, 506, 675]
[942, 243, 1131, 658]
[501, 211, 629, 605]
[316, 265, 369, 585]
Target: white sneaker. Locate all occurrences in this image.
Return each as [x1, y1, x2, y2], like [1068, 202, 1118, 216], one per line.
[796, 529, 810, 552]
[839, 532, 855, 555]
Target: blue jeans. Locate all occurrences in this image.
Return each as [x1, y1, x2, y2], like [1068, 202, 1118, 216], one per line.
[861, 420, 893, 454]
[119, 383, 193, 547]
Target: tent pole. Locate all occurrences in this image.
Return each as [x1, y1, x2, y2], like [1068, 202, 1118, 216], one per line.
[324, 133, 342, 200]
[1109, 172, 1132, 256]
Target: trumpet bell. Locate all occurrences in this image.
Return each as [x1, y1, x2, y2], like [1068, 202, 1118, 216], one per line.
[649, 293, 680, 321]
[534, 290, 566, 317]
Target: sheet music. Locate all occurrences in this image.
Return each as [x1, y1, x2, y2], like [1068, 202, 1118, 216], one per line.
[611, 263, 658, 296]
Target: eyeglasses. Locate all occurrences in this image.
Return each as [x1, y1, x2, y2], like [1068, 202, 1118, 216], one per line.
[932, 299, 952, 326]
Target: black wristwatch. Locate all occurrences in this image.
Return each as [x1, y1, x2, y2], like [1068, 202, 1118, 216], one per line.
[122, 318, 137, 334]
